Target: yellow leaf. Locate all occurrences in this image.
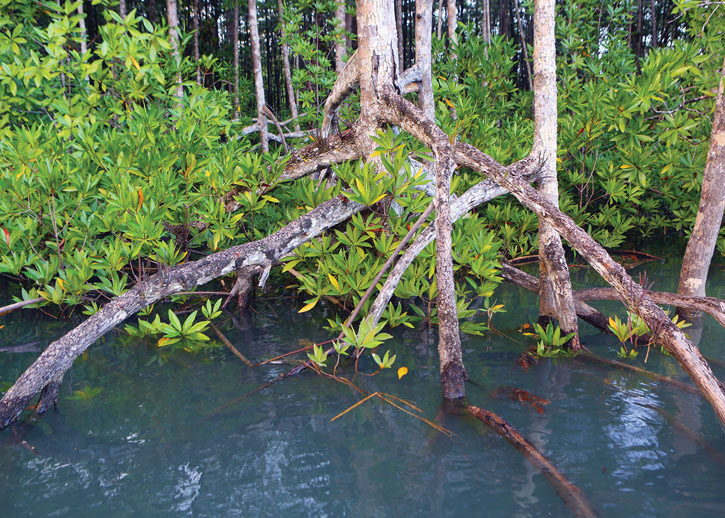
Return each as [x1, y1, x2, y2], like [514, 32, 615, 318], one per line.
[608, 317, 616, 328]
[328, 274, 340, 291]
[137, 188, 143, 211]
[0, 325, 5, 330]
[444, 98, 455, 109]
[370, 149, 382, 158]
[619, 164, 632, 169]
[298, 298, 319, 313]
[397, 366, 408, 379]
[130, 56, 140, 71]
[158, 337, 172, 347]
[371, 193, 387, 204]
[413, 166, 424, 179]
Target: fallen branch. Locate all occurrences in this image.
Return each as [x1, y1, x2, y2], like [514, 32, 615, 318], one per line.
[321, 50, 360, 138]
[460, 403, 596, 517]
[0, 298, 45, 316]
[210, 323, 254, 367]
[575, 287, 725, 327]
[0, 195, 367, 430]
[379, 86, 725, 428]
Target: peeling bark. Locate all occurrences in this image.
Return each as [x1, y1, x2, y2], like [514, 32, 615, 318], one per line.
[678, 58, 725, 320]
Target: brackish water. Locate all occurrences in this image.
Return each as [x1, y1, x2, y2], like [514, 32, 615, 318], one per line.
[1, 247, 725, 517]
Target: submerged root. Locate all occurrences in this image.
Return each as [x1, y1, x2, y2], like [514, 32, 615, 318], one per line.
[456, 402, 596, 517]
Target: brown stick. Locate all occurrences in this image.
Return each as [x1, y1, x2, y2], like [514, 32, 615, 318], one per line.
[209, 323, 254, 367]
[0, 298, 45, 316]
[461, 403, 596, 517]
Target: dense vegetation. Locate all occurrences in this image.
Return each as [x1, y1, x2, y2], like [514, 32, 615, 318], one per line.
[0, 0, 722, 360]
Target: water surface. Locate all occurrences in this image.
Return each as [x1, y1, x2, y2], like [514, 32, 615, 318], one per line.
[1, 247, 724, 517]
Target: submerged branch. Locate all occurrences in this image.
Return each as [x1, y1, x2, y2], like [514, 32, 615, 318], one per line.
[460, 403, 596, 517]
[0, 196, 366, 430]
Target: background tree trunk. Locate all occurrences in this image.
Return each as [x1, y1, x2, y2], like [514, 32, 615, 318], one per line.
[447, 0, 457, 50]
[119, 0, 127, 19]
[194, 0, 201, 85]
[233, 0, 240, 117]
[677, 58, 725, 320]
[77, 2, 87, 56]
[279, 0, 301, 131]
[396, 0, 404, 68]
[437, 0, 444, 39]
[415, 0, 435, 121]
[166, 0, 184, 101]
[481, 0, 491, 43]
[533, 0, 580, 348]
[513, 0, 531, 90]
[249, 0, 269, 151]
[336, 0, 348, 73]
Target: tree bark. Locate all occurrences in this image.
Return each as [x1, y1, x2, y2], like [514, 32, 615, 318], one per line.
[279, 0, 301, 131]
[233, 0, 240, 117]
[513, 0, 532, 90]
[481, 0, 491, 43]
[166, 0, 184, 101]
[194, 0, 201, 85]
[119, 0, 127, 19]
[677, 58, 725, 320]
[447, 0, 457, 51]
[437, 0, 444, 39]
[415, 0, 435, 121]
[380, 92, 725, 429]
[0, 195, 367, 429]
[335, 0, 348, 73]
[532, 0, 580, 349]
[650, 0, 657, 49]
[396, 0, 404, 68]
[249, 0, 269, 152]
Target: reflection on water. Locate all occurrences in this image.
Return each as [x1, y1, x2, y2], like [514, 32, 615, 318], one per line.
[1, 254, 725, 517]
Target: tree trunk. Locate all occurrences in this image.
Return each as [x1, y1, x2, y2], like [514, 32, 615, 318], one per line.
[166, 0, 184, 101]
[650, 0, 657, 49]
[396, 0, 404, 68]
[447, 0, 457, 50]
[513, 0, 532, 90]
[531, 0, 579, 349]
[77, 2, 87, 57]
[500, 0, 510, 39]
[194, 0, 201, 85]
[279, 0, 301, 131]
[233, 0, 240, 117]
[415, 0, 435, 121]
[481, 0, 491, 43]
[677, 58, 725, 320]
[119, 0, 127, 19]
[249, 0, 269, 152]
[437, 0, 444, 39]
[335, 0, 348, 73]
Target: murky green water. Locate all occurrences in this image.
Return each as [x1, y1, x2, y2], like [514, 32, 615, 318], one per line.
[1, 243, 725, 517]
